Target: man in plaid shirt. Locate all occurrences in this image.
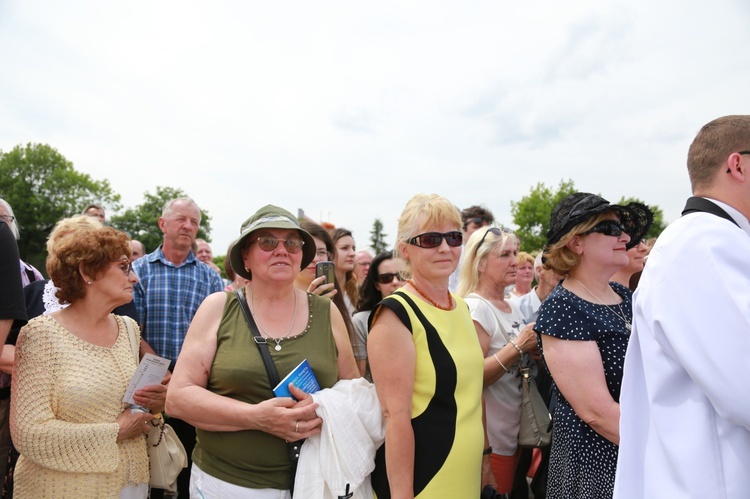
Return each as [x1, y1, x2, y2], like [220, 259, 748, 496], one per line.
[132, 196, 223, 497]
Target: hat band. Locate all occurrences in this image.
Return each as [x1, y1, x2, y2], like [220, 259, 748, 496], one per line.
[241, 215, 297, 233]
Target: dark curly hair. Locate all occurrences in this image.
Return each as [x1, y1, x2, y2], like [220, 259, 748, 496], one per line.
[47, 226, 132, 304]
[356, 251, 395, 312]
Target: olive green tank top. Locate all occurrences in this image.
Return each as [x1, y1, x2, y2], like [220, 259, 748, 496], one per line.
[193, 291, 339, 490]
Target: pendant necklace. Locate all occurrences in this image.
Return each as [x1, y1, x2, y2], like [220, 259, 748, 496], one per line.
[569, 277, 632, 332]
[407, 280, 454, 311]
[249, 287, 298, 351]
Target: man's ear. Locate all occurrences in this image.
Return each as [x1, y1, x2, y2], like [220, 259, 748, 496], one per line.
[157, 217, 166, 234]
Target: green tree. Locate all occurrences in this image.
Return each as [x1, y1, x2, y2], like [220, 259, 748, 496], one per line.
[110, 186, 213, 253]
[213, 254, 227, 279]
[511, 179, 577, 252]
[369, 218, 388, 254]
[0, 143, 121, 270]
[617, 196, 667, 240]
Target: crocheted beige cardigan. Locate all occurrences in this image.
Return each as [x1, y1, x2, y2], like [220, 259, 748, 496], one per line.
[10, 314, 150, 498]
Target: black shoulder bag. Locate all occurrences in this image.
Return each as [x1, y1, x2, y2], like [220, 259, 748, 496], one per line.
[234, 289, 305, 467]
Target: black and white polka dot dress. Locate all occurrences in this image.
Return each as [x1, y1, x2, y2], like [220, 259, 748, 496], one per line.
[534, 281, 632, 499]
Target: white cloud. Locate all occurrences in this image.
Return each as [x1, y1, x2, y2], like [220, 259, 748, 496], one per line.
[2, 0, 750, 256]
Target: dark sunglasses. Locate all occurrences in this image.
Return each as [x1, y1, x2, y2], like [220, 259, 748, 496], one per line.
[581, 220, 627, 238]
[475, 227, 513, 255]
[409, 231, 463, 248]
[254, 235, 305, 253]
[376, 272, 403, 284]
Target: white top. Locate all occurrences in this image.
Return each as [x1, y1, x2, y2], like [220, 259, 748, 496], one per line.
[465, 293, 531, 455]
[294, 378, 384, 499]
[614, 199, 750, 498]
[510, 286, 542, 323]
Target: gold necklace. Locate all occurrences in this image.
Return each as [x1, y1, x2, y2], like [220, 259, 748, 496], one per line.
[249, 287, 298, 351]
[569, 277, 631, 331]
[407, 280, 454, 311]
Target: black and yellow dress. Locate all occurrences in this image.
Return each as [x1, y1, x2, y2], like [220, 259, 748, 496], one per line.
[370, 290, 484, 498]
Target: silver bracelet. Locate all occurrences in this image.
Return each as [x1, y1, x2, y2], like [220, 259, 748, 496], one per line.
[492, 352, 509, 372]
[509, 339, 524, 356]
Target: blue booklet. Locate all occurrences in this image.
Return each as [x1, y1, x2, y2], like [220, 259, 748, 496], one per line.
[273, 359, 321, 400]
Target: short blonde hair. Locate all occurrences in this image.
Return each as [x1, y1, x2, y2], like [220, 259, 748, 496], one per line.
[456, 227, 516, 297]
[543, 211, 612, 274]
[516, 251, 534, 268]
[394, 193, 462, 280]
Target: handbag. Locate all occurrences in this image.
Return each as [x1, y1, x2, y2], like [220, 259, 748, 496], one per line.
[518, 366, 552, 448]
[124, 318, 188, 492]
[234, 290, 304, 473]
[471, 294, 551, 448]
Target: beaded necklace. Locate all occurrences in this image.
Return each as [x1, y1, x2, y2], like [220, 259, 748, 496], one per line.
[407, 279, 454, 311]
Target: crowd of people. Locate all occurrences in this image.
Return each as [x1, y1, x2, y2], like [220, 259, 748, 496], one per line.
[1, 114, 749, 498]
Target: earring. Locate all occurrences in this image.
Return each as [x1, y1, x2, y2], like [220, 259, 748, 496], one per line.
[244, 267, 250, 273]
[87, 281, 92, 285]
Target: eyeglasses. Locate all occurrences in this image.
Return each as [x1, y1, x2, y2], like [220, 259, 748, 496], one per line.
[581, 220, 627, 237]
[315, 248, 330, 259]
[0, 215, 14, 223]
[114, 260, 133, 276]
[254, 235, 305, 253]
[475, 227, 512, 255]
[409, 231, 463, 248]
[376, 272, 403, 284]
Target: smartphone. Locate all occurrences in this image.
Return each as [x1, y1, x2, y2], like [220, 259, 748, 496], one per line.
[315, 261, 335, 284]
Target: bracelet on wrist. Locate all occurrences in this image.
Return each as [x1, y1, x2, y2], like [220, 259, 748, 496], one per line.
[483, 446, 492, 456]
[509, 339, 524, 356]
[492, 352, 509, 372]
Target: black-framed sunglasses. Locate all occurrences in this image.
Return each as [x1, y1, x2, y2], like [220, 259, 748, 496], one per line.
[408, 231, 463, 248]
[581, 220, 627, 238]
[254, 235, 305, 253]
[376, 272, 403, 284]
[475, 227, 513, 255]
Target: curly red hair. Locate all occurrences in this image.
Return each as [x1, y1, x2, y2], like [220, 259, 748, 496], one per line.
[47, 226, 132, 304]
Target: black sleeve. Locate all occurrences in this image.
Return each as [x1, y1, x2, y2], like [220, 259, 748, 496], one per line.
[0, 223, 27, 329]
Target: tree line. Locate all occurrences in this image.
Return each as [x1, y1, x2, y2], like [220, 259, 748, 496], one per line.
[1, 143, 666, 273]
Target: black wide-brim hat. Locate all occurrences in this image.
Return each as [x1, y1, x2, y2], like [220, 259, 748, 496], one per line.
[228, 205, 316, 280]
[546, 192, 653, 250]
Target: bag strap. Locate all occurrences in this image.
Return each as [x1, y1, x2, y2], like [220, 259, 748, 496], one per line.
[124, 317, 139, 365]
[681, 196, 740, 228]
[234, 289, 281, 387]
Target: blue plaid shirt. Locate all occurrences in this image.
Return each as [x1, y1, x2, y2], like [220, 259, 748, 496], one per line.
[132, 246, 224, 363]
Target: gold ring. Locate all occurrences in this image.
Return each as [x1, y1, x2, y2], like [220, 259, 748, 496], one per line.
[294, 420, 300, 433]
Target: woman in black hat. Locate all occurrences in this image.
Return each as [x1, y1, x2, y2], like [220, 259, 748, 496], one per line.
[534, 193, 652, 499]
[166, 205, 359, 498]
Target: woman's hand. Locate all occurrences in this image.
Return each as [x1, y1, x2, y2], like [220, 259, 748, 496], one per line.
[516, 322, 539, 357]
[132, 382, 168, 415]
[251, 384, 322, 442]
[116, 409, 153, 443]
[307, 276, 337, 299]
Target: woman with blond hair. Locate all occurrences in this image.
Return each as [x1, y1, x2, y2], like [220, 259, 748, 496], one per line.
[507, 251, 534, 299]
[368, 193, 488, 498]
[534, 193, 652, 498]
[456, 229, 538, 495]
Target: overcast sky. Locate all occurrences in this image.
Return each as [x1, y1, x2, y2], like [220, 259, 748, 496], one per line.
[2, 0, 749, 256]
